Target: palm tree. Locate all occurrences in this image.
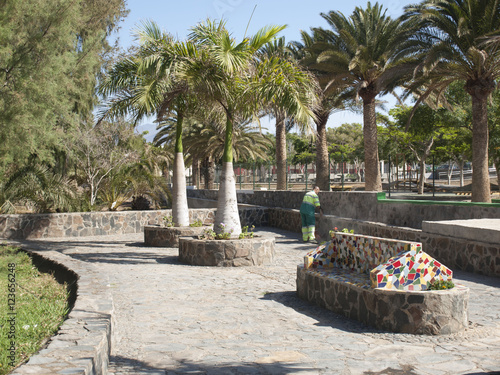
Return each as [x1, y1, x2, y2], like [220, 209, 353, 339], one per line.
[257, 37, 318, 190]
[404, 0, 500, 202]
[1, 164, 78, 213]
[292, 30, 357, 190]
[314, 2, 418, 191]
[99, 22, 192, 226]
[179, 19, 288, 236]
[184, 117, 272, 164]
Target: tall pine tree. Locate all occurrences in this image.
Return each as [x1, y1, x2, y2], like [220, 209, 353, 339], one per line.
[0, 0, 128, 177]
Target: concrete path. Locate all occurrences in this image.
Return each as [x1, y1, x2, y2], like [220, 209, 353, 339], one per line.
[20, 228, 500, 374]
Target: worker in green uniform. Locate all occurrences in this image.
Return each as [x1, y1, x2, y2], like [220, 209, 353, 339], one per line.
[300, 186, 323, 243]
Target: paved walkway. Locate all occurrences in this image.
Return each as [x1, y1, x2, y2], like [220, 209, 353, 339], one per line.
[21, 228, 500, 374]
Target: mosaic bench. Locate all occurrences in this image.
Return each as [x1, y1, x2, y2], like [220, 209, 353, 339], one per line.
[297, 232, 469, 334]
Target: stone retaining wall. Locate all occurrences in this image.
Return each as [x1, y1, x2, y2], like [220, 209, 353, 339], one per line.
[187, 189, 500, 229]
[269, 207, 500, 278]
[10, 247, 112, 375]
[296, 266, 469, 335]
[0, 207, 268, 240]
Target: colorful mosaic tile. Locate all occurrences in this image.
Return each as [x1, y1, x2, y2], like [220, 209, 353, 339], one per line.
[305, 233, 421, 274]
[303, 232, 453, 291]
[370, 248, 453, 291]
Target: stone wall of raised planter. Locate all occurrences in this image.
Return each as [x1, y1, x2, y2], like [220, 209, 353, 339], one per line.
[178, 236, 275, 267]
[144, 225, 210, 247]
[296, 266, 469, 335]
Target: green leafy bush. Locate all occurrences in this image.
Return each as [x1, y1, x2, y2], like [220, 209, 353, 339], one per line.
[163, 215, 174, 227]
[239, 225, 255, 239]
[429, 280, 455, 290]
[189, 219, 204, 227]
[198, 223, 233, 240]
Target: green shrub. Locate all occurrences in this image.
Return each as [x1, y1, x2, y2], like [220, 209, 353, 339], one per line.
[189, 219, 204, 227]
[429, 280, 455, 290]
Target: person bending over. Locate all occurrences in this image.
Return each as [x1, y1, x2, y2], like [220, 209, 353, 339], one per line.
[300, 186, 323, 243]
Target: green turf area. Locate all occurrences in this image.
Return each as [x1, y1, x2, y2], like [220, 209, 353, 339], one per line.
[0, 245, 69, 374]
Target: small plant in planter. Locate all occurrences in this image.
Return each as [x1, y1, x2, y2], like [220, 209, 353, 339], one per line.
[429, 280, 455, 290]
[163, 215, 174, 227]
[330, 227, 354, 237]
[198, 223, 234, 240]
[238, 225, 255, 239]
[189, 219, 204, 227]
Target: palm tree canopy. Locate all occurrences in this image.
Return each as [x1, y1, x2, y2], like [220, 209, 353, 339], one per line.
[314, 2, 420, 100]
[255, 37, 319, 128]
[403, 0, 500, 202]
[403, 0, 500, 98]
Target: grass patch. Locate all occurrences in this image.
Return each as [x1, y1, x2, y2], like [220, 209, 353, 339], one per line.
[0, 245, 69, 374]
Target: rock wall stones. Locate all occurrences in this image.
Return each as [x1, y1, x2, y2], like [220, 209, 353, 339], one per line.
[11, 249, 112, 374]
[296, 266, 469, 335]
[269, 208, 500, 278]
[186, 189, 500, 230]
[0, 207, 267, 240]
[178, 236, 275, 267]
[144, 225, 210, 247]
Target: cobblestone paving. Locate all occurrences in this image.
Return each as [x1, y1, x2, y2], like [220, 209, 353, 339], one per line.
[31, 228, 500, 374]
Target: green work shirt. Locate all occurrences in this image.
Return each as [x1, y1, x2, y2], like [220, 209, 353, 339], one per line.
[300, 190, 320, 216]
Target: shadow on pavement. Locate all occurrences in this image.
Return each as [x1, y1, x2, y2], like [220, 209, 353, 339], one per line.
[454, 270, 500, 288]
[260, 290, 378, 335]
[109, 354, 320, 374]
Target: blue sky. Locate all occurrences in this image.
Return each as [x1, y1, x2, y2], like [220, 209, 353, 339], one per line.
[113, 0, 417, 139]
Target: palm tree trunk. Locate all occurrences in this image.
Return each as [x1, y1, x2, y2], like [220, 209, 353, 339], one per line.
[172, 114, 189, 226]
[315, 112, 330, 190]
[470, 94, 491, 202]
[275, 113, 287, 191]
[215, 161, 241, 236]
[214, 114, 241, 236]
[362, 95, 382, 191]
[202, 156, 215, 189]
[192, 155, 200, 188]
[172, 153, 189, 226]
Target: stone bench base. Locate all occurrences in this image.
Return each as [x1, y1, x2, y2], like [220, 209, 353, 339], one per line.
[179, 236, 275, 267]
[144, 225, 210, 247]
[296, 266, 469, 335]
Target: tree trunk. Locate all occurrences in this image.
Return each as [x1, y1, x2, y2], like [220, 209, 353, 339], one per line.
[459, 160, 464, 187]
[172, 113, 189, 226]
[361, 93, 382, 191]
[315, 111, 330, 190]
[215, 161, 241, 236]
[172, 153, 189, 226]
[202, 156, 215, 190]
[495, 159, 500, 192]
[214, 113, 241, 236]
[470, 95, 491, 202]
[192, 156, 200, 188]
[418, 160, 426, 195]
[467, 80, 493, 202]
[446, 161, 453, 185]
[275, 112, 287, 190]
